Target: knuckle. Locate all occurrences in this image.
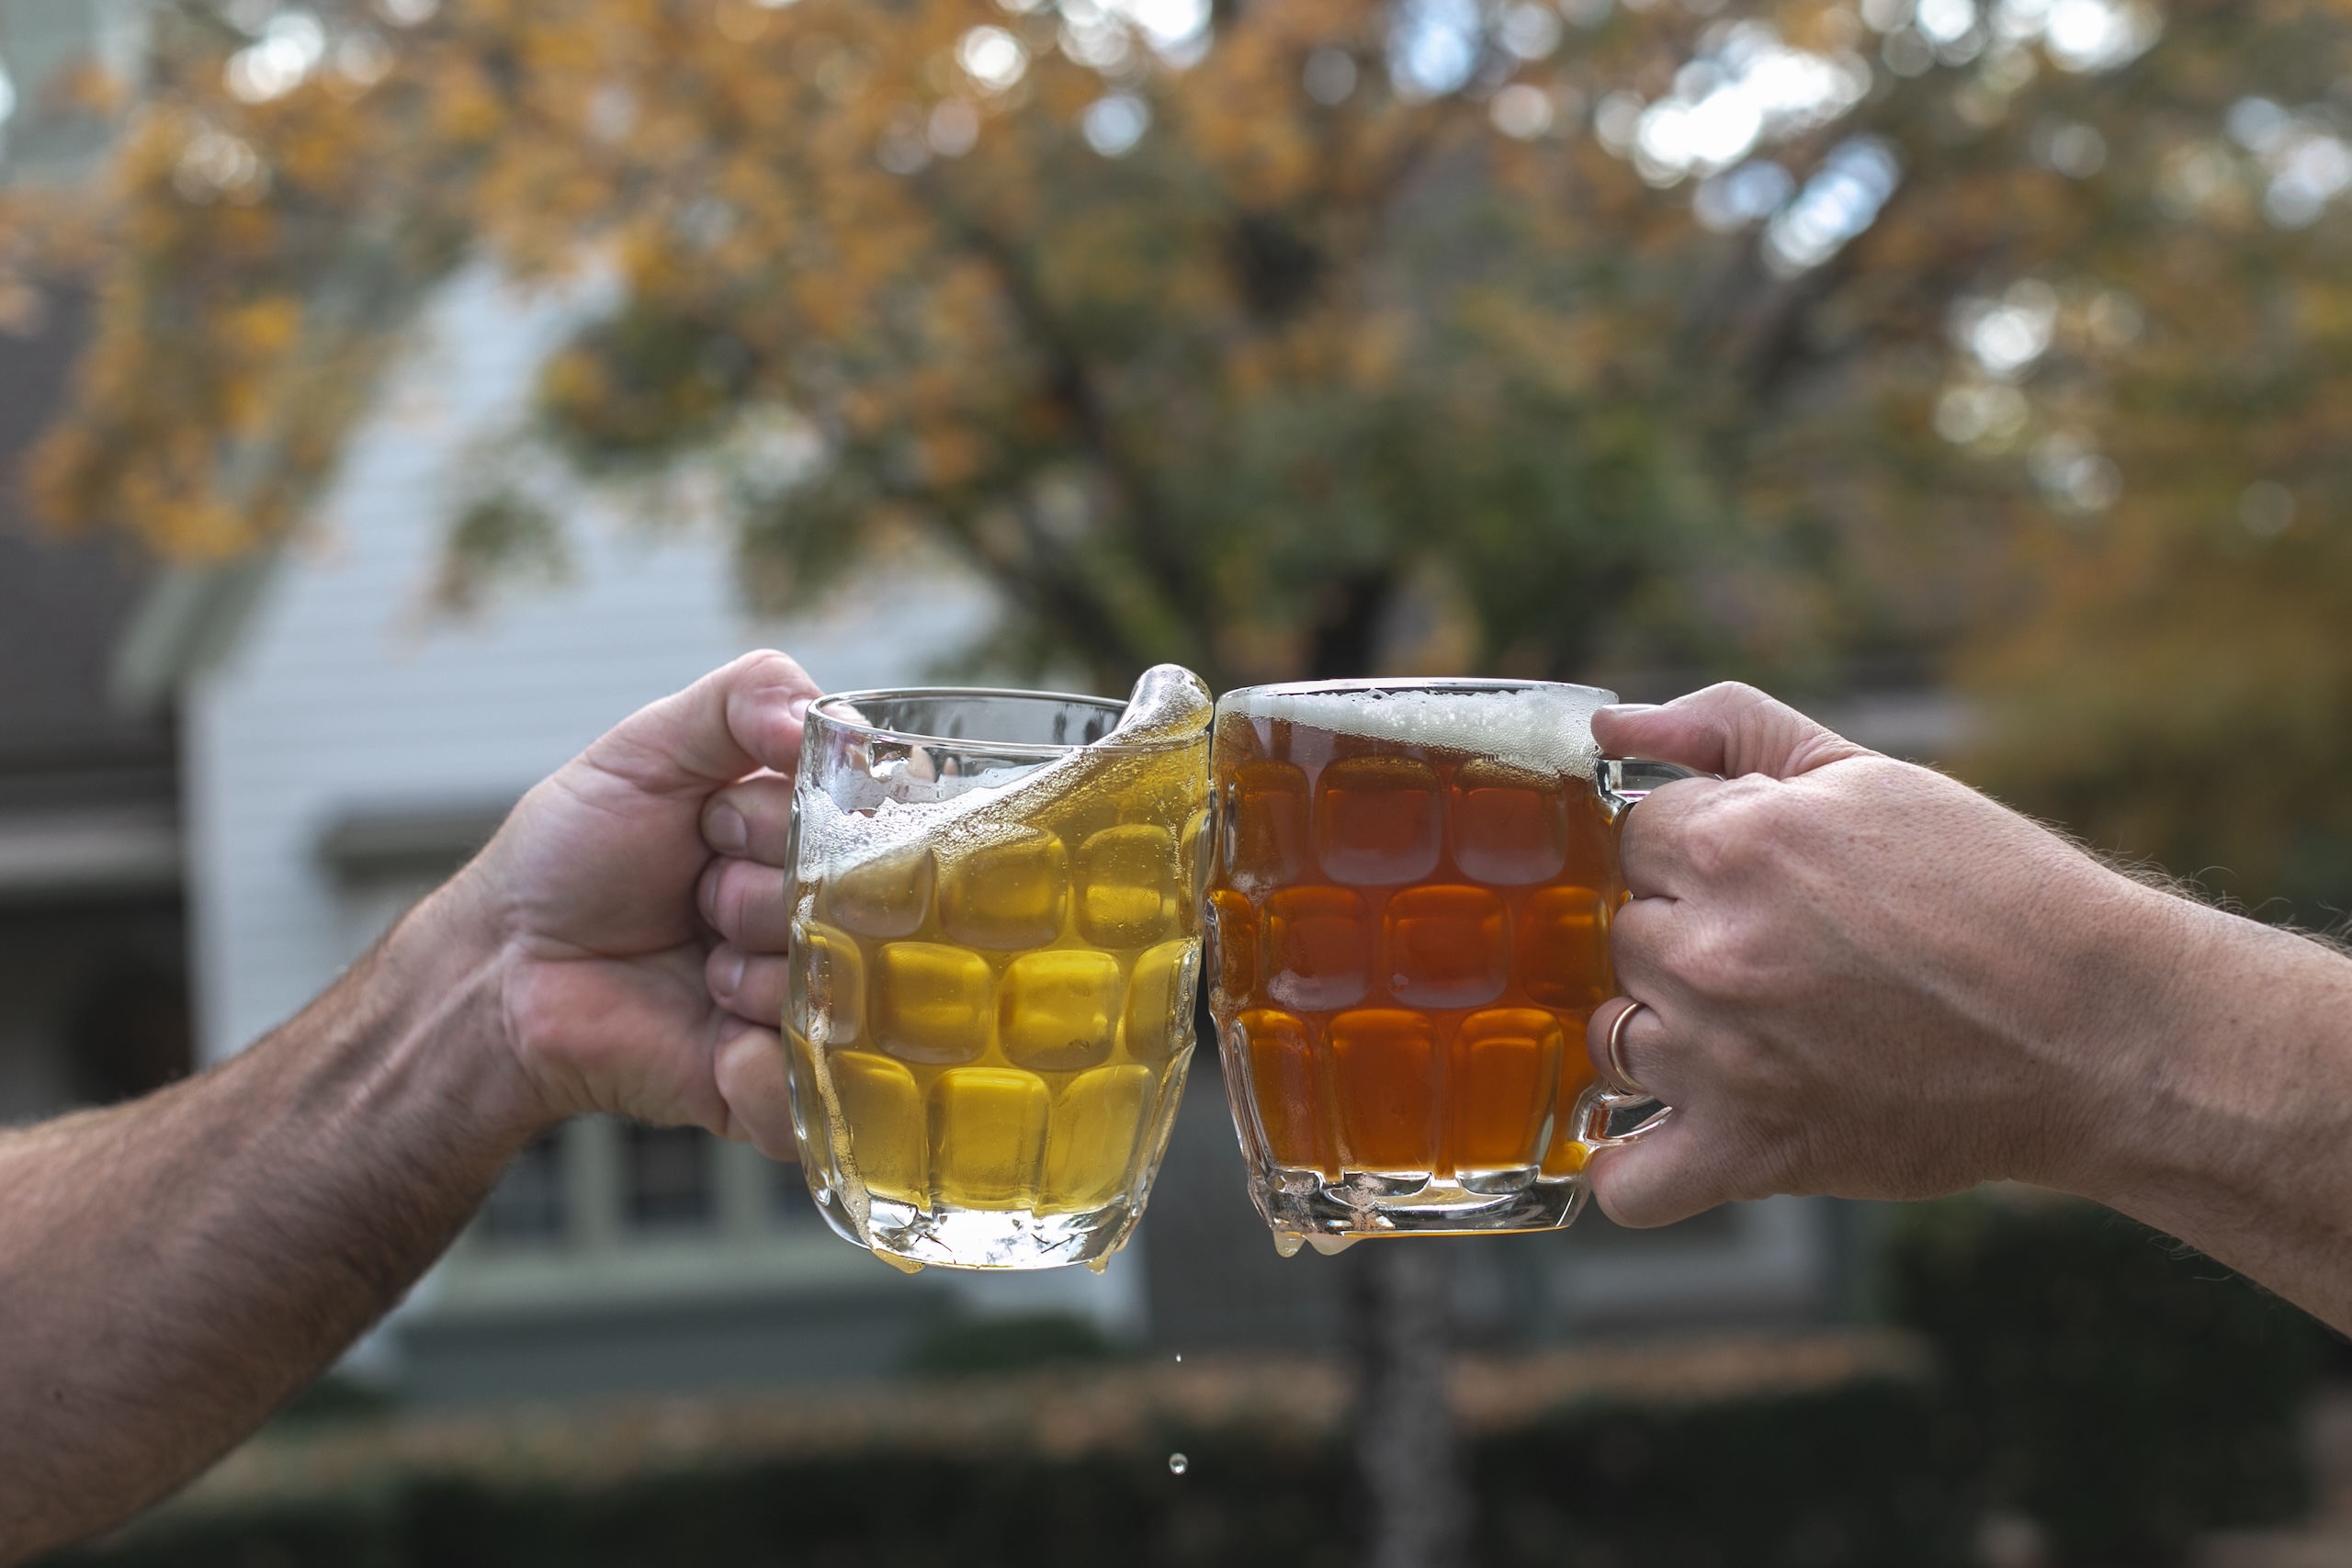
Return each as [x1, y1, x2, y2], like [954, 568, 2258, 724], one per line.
[736, 648, 813, 692]
[1672, 807, 1742, 880]
[718, 862, 754, 925]
[730, 780, 799, 855]
[712, 859, 785, 933]
[1609, 897, 1667, 962]
[1657, 911, 1770, 1004]
[1677, 784, 1793, 883]
[724, 863, 792, 942]
[1692, 680, 1767, 710]
[747, 860, 789, 908]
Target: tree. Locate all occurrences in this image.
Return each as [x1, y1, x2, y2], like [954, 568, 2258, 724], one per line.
[22, 0, 2008, 702]
[48, 4, 2352, 919]
[1940, 0, 2352, 920]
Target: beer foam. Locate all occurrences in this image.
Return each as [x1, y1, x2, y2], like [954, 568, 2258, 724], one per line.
[797, 664, 1211, 876]
[1229, 684, 1606, 779]
[1100, 662, 1216, 746]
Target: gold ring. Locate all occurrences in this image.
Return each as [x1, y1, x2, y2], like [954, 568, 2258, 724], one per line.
[1604, 1000, 1650, 1097]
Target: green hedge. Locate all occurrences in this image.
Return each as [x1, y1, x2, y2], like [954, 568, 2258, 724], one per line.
[1883, 1193, 2329, 1563]
[1474, 1379, 1971, 1567]
[56, 1380, 1964, 1568]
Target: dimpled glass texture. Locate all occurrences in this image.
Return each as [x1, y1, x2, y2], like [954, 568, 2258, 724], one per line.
[1205, 680, 1624, 1247]
[786, 687, 1207, 1271]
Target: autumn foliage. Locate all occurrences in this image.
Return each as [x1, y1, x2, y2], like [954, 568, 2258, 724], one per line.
[22, 0, 2352, 909]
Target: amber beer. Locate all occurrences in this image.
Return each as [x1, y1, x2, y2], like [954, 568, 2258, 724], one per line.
[1206, 680, 1632, 1247]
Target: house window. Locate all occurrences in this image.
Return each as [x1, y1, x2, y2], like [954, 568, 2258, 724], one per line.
[481, 1130, 567, 1241]
[624, 1123, 715, 1231]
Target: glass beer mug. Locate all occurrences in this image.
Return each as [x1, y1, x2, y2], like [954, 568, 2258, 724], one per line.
[784, 669, 1212, 1271]
[1203, 679, 1691, 1252]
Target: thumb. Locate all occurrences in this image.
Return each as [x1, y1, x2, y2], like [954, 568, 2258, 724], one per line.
[582, 649, 823, 798]
[1583, 1114, 1740, 1228]
[1592, 682, 1870, 782]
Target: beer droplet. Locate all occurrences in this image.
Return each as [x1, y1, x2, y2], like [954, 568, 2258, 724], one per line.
[1168, 1453, 1189, 1475]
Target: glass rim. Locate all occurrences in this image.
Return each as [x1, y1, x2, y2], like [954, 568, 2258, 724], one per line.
[1217, 675, 1620, 705]
[807, 685, 1204, 756]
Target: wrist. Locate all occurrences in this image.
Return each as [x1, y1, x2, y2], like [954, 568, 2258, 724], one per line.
[2039, 886, 2352, 1243]
[372, 867, 560, 1146]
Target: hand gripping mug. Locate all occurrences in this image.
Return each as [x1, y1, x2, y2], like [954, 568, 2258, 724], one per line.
[784, 668, 1213, 1271]
[1202, 679, 1697, 1253]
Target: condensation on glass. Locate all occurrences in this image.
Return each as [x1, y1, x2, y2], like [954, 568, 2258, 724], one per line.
[785, 673, 1212, 1271]
[1204, 679, 1679, 1252]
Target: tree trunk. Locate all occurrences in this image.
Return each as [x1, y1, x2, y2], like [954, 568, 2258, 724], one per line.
[1307, 569, 1396, 682]
[1351, 1242, 1472, 1568]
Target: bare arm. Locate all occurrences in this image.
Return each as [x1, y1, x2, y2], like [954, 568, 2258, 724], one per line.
[1583, 685, 2352, 1331]
[0, 650, 817, 1561]
[0, 899, 534, 1554]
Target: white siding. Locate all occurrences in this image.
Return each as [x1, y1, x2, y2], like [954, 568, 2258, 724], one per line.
[187, 265, 1001, 1064]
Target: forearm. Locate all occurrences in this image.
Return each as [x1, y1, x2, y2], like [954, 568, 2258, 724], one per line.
[0, 882, 543, 1560]
[2042, 893, 2352, 1331]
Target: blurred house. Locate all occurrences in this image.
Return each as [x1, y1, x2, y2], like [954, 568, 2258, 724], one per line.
[0, 293, 189, 1125]
[0, 0, 187, 1128]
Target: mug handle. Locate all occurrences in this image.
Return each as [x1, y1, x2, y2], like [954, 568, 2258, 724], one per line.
[1571, 756, 1713, 1157]
[1596, 757, 1712, 822]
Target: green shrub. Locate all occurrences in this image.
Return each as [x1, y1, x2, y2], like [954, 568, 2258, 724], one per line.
[60, 1440, 1348, 1568]
[904, 1311, 1119, 1378]
[54, 1380, 1968, 1568]
[1883, 1193, 2329, 1564]
[1473, 1378, 1972, 1568]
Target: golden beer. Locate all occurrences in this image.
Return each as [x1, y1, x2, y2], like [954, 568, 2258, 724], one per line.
[786, 672, 1211, 1270]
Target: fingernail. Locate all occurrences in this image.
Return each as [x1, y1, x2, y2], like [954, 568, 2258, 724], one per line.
[1597, 703, 1663, 717]
[786, 694, 815, 722]
[712, 949, 746, 996]
[707, 804, 749, 854]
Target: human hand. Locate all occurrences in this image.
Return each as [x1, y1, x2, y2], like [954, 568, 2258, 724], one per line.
[435, 650, 819, 1145]
[1581, 683, 2207, 1227]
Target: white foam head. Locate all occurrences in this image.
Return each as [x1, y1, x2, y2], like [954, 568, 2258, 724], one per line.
[1227, 682, 1608, 779]
[797, 664, 1210, 876]
[1101, 662, 1215, 746]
